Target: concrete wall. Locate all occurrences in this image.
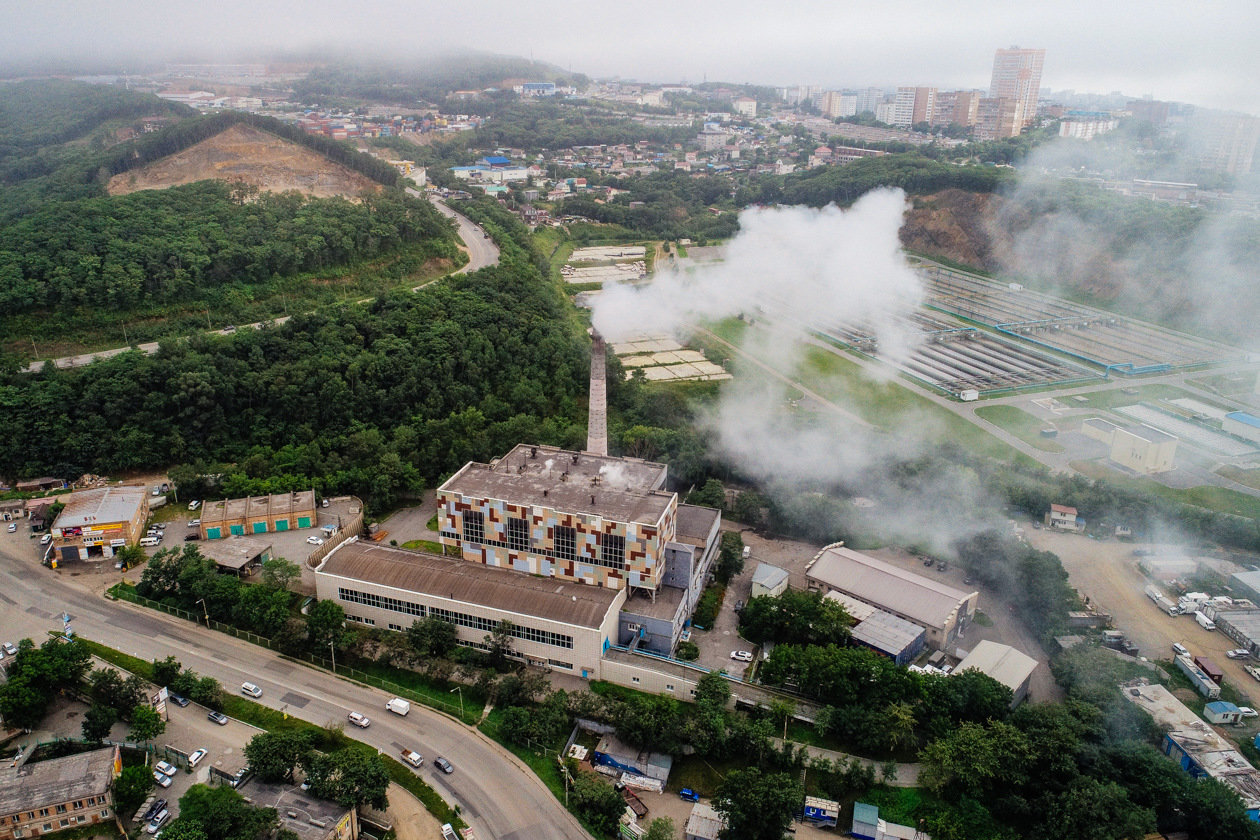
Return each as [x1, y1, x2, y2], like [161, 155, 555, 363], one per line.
[600, 655, 702, 700]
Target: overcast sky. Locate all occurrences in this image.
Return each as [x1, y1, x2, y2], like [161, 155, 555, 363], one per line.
[4, 0, 1256, 113]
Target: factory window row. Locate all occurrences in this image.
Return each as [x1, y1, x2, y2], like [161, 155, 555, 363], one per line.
[450, 522, 627, 570]
[336, 587, 573, 649]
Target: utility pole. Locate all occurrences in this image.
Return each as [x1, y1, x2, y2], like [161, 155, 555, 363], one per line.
[329, 641, 336, 674]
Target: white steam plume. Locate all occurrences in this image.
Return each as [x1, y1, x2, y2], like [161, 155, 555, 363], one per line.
[594, 189, 1004, 556]
[592, 188, 924, 364]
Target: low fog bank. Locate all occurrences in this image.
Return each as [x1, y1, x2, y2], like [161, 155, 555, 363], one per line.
[990, 136, 1260, 350]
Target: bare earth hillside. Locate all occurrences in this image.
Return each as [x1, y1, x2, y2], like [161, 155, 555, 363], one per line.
[900, 189, 1002, 270]
[107, 123, 382, 198]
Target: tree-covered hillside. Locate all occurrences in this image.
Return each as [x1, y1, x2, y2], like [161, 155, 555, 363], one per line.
[293, 54, 588, 106]
[0, 210, 587, 510]
[0, 84, 460, 356]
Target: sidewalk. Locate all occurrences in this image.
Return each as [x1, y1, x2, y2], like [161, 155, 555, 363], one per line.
[772, 737, 921, 787]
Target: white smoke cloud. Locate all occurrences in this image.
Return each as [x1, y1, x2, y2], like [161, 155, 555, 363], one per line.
[594, 188, 1004, 555]
[592, 188, 924, 364]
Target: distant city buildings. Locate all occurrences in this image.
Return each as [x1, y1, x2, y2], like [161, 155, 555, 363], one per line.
[989, 46, 1045, 128]
[892, 86, 937, 128]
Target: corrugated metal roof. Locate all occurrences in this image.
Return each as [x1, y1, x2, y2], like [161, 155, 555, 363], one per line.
[808, 546, 974, 629]
[752, 562, 789, 589]
[317, 540, 620, 628]
[54, 486, 145, 529]
[851, 609, 926, 655]
[954, 640, 1037, 691]
[824, 590, 877, 622]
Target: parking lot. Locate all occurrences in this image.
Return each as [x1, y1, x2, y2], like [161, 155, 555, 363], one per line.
[9, 687, 260, 825]
[689, 525, 1062, 703]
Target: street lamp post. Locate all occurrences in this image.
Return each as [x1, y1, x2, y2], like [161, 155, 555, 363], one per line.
[195, 598, 209, 625]
[449, 686, 464, 721]
[329, 641, 336, 674]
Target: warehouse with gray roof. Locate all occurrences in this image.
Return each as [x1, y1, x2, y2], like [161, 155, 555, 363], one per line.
[806, 544, 978, 650]
[315, 538, 625, 680]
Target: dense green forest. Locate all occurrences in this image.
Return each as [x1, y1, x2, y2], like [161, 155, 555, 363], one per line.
[0, 84, 465, 354]
[0, 183, 454, 312]
[0, 79, 189, 181]
[0, 202, 586, 510]
[293, 56, 587, 106]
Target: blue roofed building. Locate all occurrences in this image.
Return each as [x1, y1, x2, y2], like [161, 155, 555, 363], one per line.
[1224, 411, 1260, 445]
[479, 155, 512, 167]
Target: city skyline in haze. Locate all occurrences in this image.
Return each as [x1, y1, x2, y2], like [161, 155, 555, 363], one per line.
[2, 1, 1256, 115]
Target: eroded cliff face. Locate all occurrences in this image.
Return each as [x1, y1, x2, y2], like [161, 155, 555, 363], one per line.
[900, 189, 1003, 270]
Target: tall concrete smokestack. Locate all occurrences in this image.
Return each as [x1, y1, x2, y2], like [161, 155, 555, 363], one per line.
[586, 329, 608, 456]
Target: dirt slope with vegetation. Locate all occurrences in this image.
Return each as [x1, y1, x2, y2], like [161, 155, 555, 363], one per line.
[108, 123, 382, 198]
[900, 189, 1002, 269]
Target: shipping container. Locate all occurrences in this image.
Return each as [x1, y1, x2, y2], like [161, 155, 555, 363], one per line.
[1194, 655, 1225, 684]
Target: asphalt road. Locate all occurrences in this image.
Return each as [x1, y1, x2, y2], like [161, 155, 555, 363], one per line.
[0, 533, 589, 840]
[412, 191, 500, 278]
[22, 197, 499, 374]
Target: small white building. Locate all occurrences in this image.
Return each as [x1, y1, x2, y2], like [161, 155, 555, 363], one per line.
[1046, 504, 1083, 531]
[732, 96, 757, 117]
[1204, 700, 1243, 726]
[750, 562, 789, 599]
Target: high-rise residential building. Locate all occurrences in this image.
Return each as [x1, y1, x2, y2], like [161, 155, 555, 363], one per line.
[820, 91, 858, 119]
[892, 87, 937, 129]
[1127, 99, 1171, 126]
[874, 102, 896, 125]
[989, 46, 1045, 127]
[854, 87, 886, 115]
[975, 97, 1023, 140]
[933, 90, 981, 127]
[1192, 110, 1260, 176]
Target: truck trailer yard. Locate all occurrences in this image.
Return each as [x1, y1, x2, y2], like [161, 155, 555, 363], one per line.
[1027, 527, 1260, 702]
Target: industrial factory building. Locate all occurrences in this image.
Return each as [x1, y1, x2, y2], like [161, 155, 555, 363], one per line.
[1125, 682, 1260, 821]
[824, 590, 927, 665]
[439, 445, 673, 591]
[316, 539, 623, 679]
[1081, 418, 1178, 474]
[199, 490, 316, 539]
[805, 544, 978, 650]
[1225, 411, 1260, 445]
[50, 486, 149, 563]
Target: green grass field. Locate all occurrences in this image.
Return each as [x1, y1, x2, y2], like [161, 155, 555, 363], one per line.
[974, 405, 1065, 452]
[1064, 384, 1193, 410]
[1071, 460, 1260, 520]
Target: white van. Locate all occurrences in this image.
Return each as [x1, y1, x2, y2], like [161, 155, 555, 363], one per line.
[386, 697, 410, 716]
[139, 536, 160, 547]
[1195, 610, 1216, 631]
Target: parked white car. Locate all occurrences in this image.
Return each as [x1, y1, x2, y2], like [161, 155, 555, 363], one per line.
[730, 650, 754, 662]
[307, 536, 325, 546]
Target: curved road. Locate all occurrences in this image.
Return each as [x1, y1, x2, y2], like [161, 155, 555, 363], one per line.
[0, 541, 588, 840]
[22, 196, 499, 374]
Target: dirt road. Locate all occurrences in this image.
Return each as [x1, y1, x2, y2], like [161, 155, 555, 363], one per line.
[1025, 528, 1260, 706]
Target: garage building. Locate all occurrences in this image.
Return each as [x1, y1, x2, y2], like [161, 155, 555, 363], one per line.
[200, 490, 316, 539]
[953, 640, 1038, 707]
[315, 539, 624, 680]
[51, 486, 148, 563]
[806, 544, 978, 650]
[198, 536, 273, 577]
